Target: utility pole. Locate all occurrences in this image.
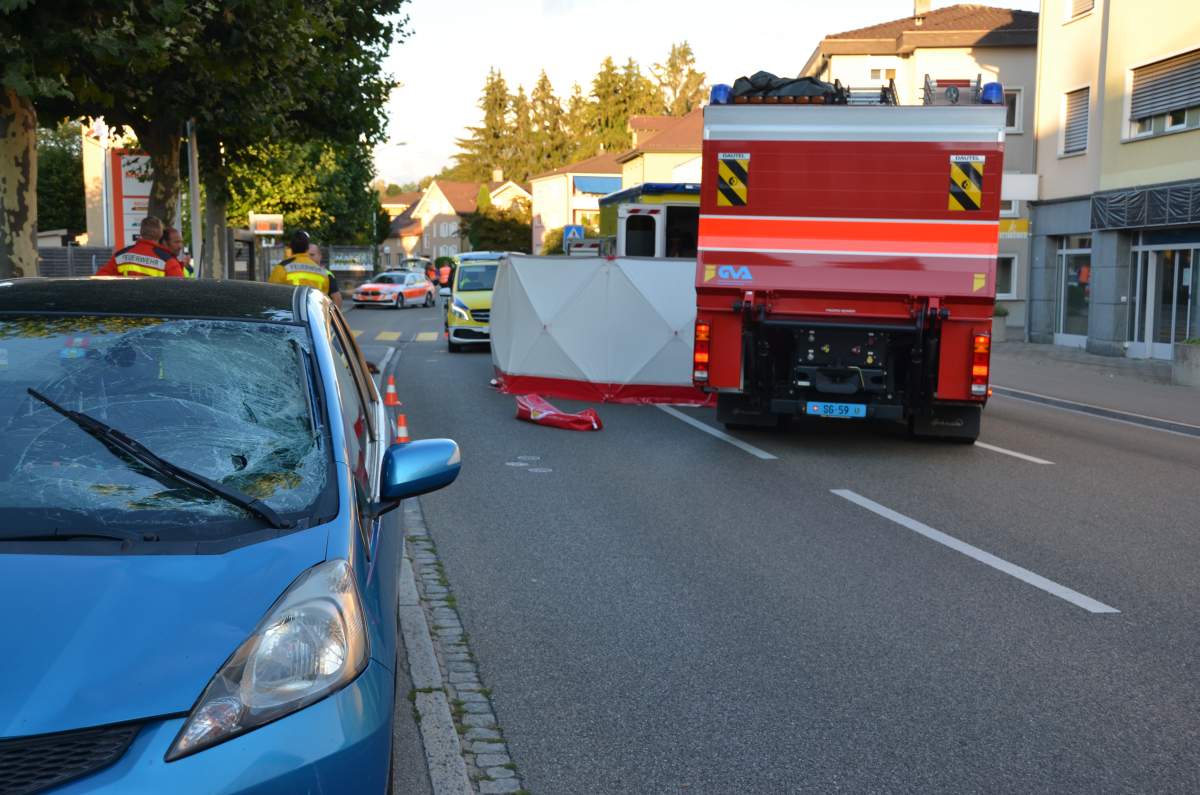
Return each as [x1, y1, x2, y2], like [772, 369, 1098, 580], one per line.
[187, 119, 203, 276]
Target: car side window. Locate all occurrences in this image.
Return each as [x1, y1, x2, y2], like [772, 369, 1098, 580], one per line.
[328, 321, 373, 518]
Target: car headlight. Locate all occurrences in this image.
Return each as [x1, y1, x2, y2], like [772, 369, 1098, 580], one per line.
[165, 559, 368, 761]
[450, 298, 471, 320]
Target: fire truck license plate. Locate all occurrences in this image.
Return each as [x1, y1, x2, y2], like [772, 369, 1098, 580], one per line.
[807, 402, 867, 419]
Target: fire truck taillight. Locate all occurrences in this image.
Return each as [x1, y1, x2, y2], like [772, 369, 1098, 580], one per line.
[693, 322, 711, 383]
[971, 333, 991, 396]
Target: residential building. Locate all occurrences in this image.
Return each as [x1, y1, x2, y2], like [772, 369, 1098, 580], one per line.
[1029, 0, 1200, 359]
[378, 189, 422, 220]
[380, 204, 424, 267]
[529, 152, 623, 253]
[407, 179, 532, 260]
[801, 2, 1040, 333]
[616, 109, 703, 189]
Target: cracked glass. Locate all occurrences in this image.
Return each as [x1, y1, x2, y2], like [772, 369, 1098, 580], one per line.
[0, 316, 331, 536]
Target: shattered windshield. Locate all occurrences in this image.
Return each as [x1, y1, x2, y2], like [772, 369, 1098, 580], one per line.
[0, 316, 331, 537]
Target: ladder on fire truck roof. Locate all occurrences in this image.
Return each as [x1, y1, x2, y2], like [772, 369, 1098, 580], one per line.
[831, 78, 900, 106]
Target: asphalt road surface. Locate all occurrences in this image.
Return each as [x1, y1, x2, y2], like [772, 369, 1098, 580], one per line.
[346, 300, 1200, 794]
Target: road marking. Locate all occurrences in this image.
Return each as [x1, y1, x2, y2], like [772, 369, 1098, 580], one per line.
[377, 346, 396, 378]
[831, 489, 1119, 614]
[415, 331, 438, 342]
[657, 405, 778, 460]
[352, 329, 363, 338]
[975, 441, 1054, 465]
[991, 385, 1200, 440]
[376, 330, 401, 342]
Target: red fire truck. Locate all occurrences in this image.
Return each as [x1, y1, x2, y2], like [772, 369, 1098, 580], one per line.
[693, 78, 1006, 443]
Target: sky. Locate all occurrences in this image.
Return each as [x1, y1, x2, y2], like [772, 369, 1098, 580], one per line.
[374, 0, 1041, 185]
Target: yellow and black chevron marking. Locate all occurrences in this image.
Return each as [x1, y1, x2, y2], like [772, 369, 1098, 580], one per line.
[717, 154, 749, 207]
[948, 155, 984, 211]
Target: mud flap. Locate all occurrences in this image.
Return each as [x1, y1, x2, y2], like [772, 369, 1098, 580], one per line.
[717, 393, 779, 429]
[910, 404, 981, 443]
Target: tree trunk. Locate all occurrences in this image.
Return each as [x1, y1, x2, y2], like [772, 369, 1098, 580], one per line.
[204, 188, 227, 280]
[139, 122, 181, 227]
[0, 89, 37, 279]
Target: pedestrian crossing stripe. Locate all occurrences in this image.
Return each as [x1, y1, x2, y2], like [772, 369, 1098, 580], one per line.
[948, 155, 984, 212]
[376, 331, 401, 341]
[352, 330, 363, 337]
[717, 153, 749, 207]
[415, 331, 438, 342]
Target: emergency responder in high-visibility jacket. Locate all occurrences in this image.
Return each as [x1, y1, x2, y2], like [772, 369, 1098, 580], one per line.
[95, 216, 185, 278]
[268, 230, 343, 307]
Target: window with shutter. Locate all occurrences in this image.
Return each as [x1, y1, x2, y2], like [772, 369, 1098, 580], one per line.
[1068, 0, 1093, 18]
[1063, 88, 1089, 154]
[1130, 49, 1200, 121]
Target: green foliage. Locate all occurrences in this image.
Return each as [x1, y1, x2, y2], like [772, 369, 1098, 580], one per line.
[447, 44, 695, 186]
[385, 183, 404, 196]
[652, 42, 707, 116]
[36, 119, 85, 235]
[475, 184, 493, 213]
[226, 139, 381, 245]
[460, 198, 531, 254]
[993, 304, 1010, 317]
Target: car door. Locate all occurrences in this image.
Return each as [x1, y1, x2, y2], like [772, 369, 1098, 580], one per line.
[326, 309, 399, 663]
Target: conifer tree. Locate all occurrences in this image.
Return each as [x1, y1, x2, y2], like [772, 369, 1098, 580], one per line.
[530, 71, 569, 175]
[653, 42, 707, 115]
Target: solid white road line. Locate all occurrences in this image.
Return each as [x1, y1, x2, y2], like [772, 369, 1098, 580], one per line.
[657, 405, 778, 460]
[831, 489, 1119, 614]
[377, 345, 396, 377]
[975, 441, 1054, 465]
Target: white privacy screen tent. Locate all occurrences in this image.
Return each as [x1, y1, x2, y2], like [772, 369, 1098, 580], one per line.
[491, 255, 711, 405]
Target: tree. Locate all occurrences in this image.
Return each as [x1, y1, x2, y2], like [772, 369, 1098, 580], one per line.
[475, 184, 493, 214]
[506, 86, 535, 181]
[588, 57, 626, 154]
[530, 71, 569, 176]
[225, 139, 382, 246]
[460, 198, 532, 254]
[36, 119, 85, 236]
[451, 68, 511, 181]
[652, 42, 707, 115]
[621, 57, 665, 120]
[563, 82, 595, 161]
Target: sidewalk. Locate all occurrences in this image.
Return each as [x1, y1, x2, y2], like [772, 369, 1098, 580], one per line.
[989, 342, 1200, 427]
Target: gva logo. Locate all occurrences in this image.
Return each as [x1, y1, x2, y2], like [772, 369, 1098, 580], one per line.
[703, 264, 752, 283]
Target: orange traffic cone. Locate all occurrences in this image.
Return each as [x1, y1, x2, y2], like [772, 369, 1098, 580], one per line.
[383, 375, 401, 407]
[393, 414, 411, 444]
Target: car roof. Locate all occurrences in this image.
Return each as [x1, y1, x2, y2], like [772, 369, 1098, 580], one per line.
[0, 278, 302, 322]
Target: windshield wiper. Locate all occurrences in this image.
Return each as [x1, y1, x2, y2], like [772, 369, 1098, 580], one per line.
[4, 530, 150, 544]
[27, 389, 293, 530]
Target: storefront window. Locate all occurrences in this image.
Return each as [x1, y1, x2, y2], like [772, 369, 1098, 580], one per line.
[1058, 236, 1091, 337]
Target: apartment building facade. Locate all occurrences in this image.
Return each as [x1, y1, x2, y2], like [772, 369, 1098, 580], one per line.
[1029, 0, 1200, 358]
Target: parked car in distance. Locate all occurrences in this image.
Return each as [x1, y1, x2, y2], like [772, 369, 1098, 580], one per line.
[354, 270, 435, 309]
[0, 278, 461, 794]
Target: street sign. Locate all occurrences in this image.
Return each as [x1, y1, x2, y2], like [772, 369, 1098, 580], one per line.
[563, 225, 585, 242]
[249, 213, 284, 236]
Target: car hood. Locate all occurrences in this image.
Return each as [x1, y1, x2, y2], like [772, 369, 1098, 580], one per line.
[0, 525, 329, 738]
[456, 291, 492, 311]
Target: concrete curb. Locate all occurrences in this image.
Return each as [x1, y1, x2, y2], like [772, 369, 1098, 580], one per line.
[397, 513, 473, 795]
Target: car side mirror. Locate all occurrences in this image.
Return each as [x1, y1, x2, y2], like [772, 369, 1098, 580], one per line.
[370, 439, 461, 518]
[439, 287, 452, 298]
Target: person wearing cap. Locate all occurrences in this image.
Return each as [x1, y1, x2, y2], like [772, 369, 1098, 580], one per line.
[268, 231, 342, 307]
[95, 216, 185, 278]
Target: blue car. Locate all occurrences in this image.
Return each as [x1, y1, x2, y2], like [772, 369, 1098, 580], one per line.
[0, 279, 460, 793]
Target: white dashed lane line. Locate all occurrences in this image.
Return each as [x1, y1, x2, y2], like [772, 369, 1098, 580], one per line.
[657, 405, 778, 460]
[832, 489, 1119, 614]
[974, 441, 1054, 465]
